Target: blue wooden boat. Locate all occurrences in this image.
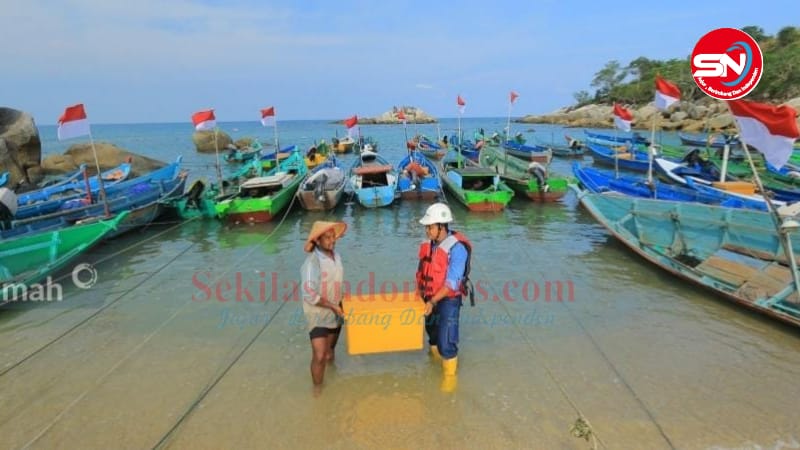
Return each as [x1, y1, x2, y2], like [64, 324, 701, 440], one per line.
[396, 151, 441, 200]
[17, 163, 130, 207]
[571, 163, 762, 210]
[501, 141, 552, 164]
[0, 172, 8, 188]
[572, 187, 800, 328]
[449, 135, 481, 161]
[2, 162, 186, 240]
[14, 157, 180, 221]
[586, 143, 651, 172]
[348, 150, 398, 208]
[584, 130, 649, 145]
[679, 132, 741, 149]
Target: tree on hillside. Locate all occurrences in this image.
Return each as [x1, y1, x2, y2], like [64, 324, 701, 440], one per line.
[777, 26, 800, 47]
[741, 25, 767, 42]
[573, 90, 591, 106]
[591, 60, 626, 99]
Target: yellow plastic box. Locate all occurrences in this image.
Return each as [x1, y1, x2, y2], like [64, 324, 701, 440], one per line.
[342, 291, 425, 355]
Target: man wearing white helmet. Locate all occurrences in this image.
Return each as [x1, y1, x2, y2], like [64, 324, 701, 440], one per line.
[415, 202, 472, 382]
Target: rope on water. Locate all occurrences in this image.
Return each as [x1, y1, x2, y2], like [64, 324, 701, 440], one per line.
[152, 192, 340, 449]
[21, 195, 302, 447]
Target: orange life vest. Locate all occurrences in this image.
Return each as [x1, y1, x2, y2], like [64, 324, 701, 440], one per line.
[416, 231, 473, 301]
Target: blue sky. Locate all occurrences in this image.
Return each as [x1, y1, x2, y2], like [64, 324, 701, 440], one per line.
[2, 0, 794, 124]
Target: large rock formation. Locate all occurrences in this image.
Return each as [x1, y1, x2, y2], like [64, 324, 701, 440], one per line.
[517, 97, 800, 132]
[337, 107, 437, 125]
[41, 142, 166, 177]
[192, 130, 233, 153]
[0, 108, 42, 187]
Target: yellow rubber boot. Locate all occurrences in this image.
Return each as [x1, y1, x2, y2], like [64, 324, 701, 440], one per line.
[440, 357, 458, 393]
[429, 345, 442, 361]
[442, 357, 458, 376]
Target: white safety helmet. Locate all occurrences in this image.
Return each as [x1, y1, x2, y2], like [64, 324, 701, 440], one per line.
[419, 202, 453, 225]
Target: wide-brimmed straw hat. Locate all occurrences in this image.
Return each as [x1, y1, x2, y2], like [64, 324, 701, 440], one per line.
[304, 221, 347, 252]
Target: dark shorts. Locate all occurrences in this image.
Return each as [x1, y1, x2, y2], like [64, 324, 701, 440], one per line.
[309, 326, 342, 340]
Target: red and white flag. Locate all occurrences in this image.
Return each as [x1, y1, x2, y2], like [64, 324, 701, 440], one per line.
[510, 91, 519, 104]
[654, 76, 681, 111]
[57, 104, 91, 140]
[728, 99, 800, 168]
[192, 109, 216, 131]
[457, 95, 466, 114]
[396, 108, 406, 124]
[613, 103, 633, 132]
[260, 107, 275, 127]
[344, 115, 359, 138]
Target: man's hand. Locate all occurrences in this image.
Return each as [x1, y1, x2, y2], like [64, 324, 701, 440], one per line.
[424, 301, 434, 316]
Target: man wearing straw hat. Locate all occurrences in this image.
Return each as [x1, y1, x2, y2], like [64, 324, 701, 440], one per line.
[301, 220, 347, 386]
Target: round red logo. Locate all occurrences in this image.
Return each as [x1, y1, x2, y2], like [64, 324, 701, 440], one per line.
[691, 27, 763, 100]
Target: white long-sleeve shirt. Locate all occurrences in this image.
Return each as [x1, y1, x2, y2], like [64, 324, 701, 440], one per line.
[300, 249, 344, 331]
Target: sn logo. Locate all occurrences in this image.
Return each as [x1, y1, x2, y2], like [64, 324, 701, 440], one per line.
[692, 53, 747, 77]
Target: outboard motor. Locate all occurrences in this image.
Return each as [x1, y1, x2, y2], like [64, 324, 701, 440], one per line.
[185, 180, 206, 209]
[527, 162, 550, 193]
[314, 173, 328, 203]
[0, 187, 18, 231]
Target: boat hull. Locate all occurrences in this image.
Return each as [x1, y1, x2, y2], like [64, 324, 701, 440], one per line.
[573, 187, 800, 328]
[296, 189, 344, 211]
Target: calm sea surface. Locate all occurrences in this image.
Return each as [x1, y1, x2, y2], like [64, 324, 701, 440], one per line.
[1, 119, 799, 449]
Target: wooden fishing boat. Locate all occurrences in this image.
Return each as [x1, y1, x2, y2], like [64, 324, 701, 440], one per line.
[348, 150, 398, 208]
[441, 157, 514, 211]
[679, 132, 740, 149]
[584, 130, 649, 145]
[16, 162, 131, 209]
[216, 149, 307, 224]
[501, 141, 553, 164]
[1, 211, 128, 305]
[572, 187, 800, 328]
[396, 151, 441, 200]
[571, 163, 764, 210]
[296, 156, 346, 211]
[414, 136, 447, 160]
[2, 166, 187, 240]
[479, 146, 567, 202]
[332, 136, 355, 154]
[586, 143, 651, 172]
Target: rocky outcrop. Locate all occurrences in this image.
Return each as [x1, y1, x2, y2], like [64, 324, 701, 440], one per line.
[0, 108, 42, 187]
[337, 107, 437, 125]
[517, 97, 800, 132]
[40, 142, 166, 177]
[192, 130, 234, 153]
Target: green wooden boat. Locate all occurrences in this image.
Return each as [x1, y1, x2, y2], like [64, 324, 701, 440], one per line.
[441, 157, 514, 211]
[1, 211, 128, 304]
[478, 145, 569, 202]
[216, 149, 307, 224]
[172, 155, 271, 220]
[572, 185, 800, 328]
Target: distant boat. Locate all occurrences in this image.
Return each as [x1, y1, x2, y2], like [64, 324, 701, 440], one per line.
[348, 150, 398, 208]
[573, 187, 800, 328]
[414, 136, 447, 160]
[1, 211, 128, 306]
[332, 136, 355, 154]
[396, 151, 441, 201]
[296, 156, 346, 211]
[500, 141, 553, 164]
[586, 143, 651, 172]
[584, 130, 649, 145]
[679, 132, 740, 149]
